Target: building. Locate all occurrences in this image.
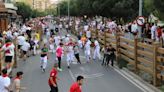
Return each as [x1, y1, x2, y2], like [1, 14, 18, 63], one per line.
[15, 0, 52, 11]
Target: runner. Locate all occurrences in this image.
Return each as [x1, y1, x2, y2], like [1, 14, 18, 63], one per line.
[21, 40, 30, 61]
[40, 44, 49, 72]
[69, 75, 84, 92]
[49, 35, 55, 53]
[11, 71, 26, 92]
[48, 63, 59, 92]
[55, 43, 64, 71]
[93, 38, 101, 61]
[84, 38, 91, 63]
[73, 42, 81, 64]
[65, 39, 74, 69]
[0, 39, 15, 74]
[0, 69, 11, 92]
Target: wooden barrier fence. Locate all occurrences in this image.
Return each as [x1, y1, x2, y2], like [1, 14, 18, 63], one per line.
[91, 29, 164, 86]
[70, 27, 164, 86]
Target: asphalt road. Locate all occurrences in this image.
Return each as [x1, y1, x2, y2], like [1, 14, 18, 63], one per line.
[12, 29, 143, 92]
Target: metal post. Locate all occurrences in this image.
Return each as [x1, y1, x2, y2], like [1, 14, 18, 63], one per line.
[33, 0, 35, 9]
[68, 0, 70, 18]
[139, 0, 143, 16]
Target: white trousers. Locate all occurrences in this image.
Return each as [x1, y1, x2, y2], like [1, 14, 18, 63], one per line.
[66, 52, 74, 66]
[50, 44, 55, 53]
[40, 56, 47, 69]
[93, 48, 101, 60]
[85, 50, 91, 62]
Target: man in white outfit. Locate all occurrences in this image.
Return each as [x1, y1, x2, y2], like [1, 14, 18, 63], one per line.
[66, 39, 74, 69]
[93, 39, 101, 61]
[84, 39, 91, 63]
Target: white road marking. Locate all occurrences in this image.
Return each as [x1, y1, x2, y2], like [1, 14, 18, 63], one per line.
[68, 69, 76, 81]
[113, 67, 155, 92]
[74, 73, 104, 79]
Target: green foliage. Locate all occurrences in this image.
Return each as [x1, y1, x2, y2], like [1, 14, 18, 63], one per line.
[58, 0, 139, 22]
[15, 2, 49, 22]
[15, 2, 32, 21]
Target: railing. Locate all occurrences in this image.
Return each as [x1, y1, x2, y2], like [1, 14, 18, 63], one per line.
[71, 26, 164, 86]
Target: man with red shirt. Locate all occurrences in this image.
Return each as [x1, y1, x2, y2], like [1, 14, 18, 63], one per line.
[48, 63, 59, 92]
[70, 75, 84, 92]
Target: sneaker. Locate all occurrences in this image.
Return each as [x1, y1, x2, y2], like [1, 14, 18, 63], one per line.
[42, 69, 45, 72]
[57, 67, 60, 71]
[67, 66, 70, 69]
[59, 68, 63, 71]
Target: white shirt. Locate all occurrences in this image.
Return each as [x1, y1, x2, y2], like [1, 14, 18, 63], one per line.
[21, 41, 30, 51]
[78, 40, 83, 48]
[85, 40, 91, 51]
[151, 25, 157, 39]
[0, 76, 11, 92]
[94, 40, 100, 49]
[54, 36, 60, 46]
[17, 36, 26, 45]
[2, 43, 15, 56]
[84, 25, 89, 31]
[86, 31, 91, 38]
[65, 37, 70, 44]
[131, 23, 138, 33]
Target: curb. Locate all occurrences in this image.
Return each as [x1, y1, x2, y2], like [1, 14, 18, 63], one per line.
[113, 66, 161, 92]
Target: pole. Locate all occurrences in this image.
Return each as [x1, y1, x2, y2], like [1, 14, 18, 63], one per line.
[33, 0, 34, 9]
[139, 0, 143, 16]
[68, 0, 70, 19]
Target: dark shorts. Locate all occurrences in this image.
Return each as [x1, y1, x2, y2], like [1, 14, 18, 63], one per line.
[23, 51, 27, 55]
[5, 56, 13, 63]
[18, 45, 22, 49]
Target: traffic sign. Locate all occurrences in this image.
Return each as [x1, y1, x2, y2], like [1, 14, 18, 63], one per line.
[136, 16, 145, 26]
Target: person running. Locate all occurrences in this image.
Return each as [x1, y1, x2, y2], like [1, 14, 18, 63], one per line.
[70, 75, 84, 92]
[21, 40, 30, 61]
[48, 63, 59, 92]
[0, 69, 11, 92]
[17, 34, 25, 57]
[0, 39, 15, 74]
[65, 39, 74, 69]
[11, 71, 26, 92]
[73, 42, 81, 64]
[55, 43, 64, 71]
[49, 35, 55, 53]
[84, 39, 91, 63]
[93, 38, 101, 61]
[40, 44, 49, 72]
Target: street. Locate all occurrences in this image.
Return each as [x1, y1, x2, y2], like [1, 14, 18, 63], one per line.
[12, 31, 143, 92]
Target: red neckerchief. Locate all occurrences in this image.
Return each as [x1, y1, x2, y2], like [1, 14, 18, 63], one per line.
[2, 74, 8, 77]
[14, 77, 21, 80]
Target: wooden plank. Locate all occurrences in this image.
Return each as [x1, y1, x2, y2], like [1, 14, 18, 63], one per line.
[137, 50, 153, 58]
[137, 57, 153, 67]
[137, 64, 153, 75]
[157, 65, 164, 70]
[120, 48, 134, 59]
[106, 38, 116, 44]
[157, 47, 164, 54]
[137, 42, 154, 50]
[120, 37, 134, 45]
[120, 54, 134, 64]
[157, 74, 164, 80]
[106, 33, 115, 38]
[157, 56, 164, 62]
[120, 43, 134, 52]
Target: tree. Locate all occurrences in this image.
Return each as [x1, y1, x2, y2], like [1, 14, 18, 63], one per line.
[15, 2, 32, 22]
